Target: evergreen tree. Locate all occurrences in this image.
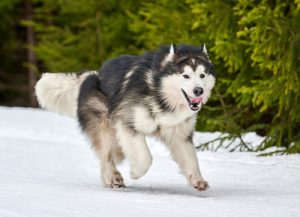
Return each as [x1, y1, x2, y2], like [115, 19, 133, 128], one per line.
[31, 0, 141, 71]
[122, 0, 300, 153]
[187, 0, 300, 153]
[3, 0, 299, 154]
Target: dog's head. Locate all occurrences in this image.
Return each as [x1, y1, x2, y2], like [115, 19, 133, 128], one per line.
[158, 44, 216, 112]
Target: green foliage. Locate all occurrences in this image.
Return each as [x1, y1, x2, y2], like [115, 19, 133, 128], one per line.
[128, 1, 199, 48]
[2, 0, 299, 153]
[188, 0, 300, 153]
[127, 0, 300, 153]
[31, 0, 141, 71]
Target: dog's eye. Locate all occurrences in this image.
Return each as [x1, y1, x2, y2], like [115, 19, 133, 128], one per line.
[183, 75, 190, 79]
[209, 68, 214, 74]
[200, 74, 205, 78]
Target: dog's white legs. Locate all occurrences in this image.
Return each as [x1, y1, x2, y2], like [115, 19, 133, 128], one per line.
[87, 122, 125, 188]
[115, 121, 153, 179]
[160, 127, 208, 191]
[78, 94, 125, 188]
[98, 148, 124, 188]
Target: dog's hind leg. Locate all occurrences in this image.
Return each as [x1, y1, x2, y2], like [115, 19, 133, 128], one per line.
[79, 100, 125, 187]
[93, 120, 124, 187]
[78, 76, 124, 188]
[115, 121, 153, 179]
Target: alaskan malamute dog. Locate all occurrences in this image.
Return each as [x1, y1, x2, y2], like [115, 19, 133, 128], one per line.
[35, 44, 215, 191]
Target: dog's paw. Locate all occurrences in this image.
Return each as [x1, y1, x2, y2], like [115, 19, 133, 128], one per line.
[111, 173, 125, 188]
[189, 175, 209, 191]
[193, 180, 209, 191]
[103, 171, 125, 188]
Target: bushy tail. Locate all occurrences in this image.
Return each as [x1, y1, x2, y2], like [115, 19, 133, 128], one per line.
[35, 71, 97, 118]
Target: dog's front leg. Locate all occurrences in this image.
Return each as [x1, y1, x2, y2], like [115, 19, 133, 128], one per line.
[160, 128, 208, 191]
[115, 121, 153, 179]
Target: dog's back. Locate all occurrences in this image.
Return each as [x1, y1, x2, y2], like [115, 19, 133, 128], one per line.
[98, 55, 137, 99]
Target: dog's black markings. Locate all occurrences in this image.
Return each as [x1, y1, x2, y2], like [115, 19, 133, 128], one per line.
[75, 44, 215, 190]
[78, 44, 214, 131]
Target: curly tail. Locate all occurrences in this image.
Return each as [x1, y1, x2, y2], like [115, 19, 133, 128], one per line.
[35, 71, 97, 118]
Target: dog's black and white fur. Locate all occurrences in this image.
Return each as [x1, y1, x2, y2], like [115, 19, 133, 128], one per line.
[35, 44, 215, 191]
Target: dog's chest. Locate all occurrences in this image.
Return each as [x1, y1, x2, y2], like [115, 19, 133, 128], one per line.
[132, 106, 194, 135]
[132, 107, 157, 134]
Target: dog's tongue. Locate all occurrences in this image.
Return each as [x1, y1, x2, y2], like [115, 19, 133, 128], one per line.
[190, 97, 202, 104]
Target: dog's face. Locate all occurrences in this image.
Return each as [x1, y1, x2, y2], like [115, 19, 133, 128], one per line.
[160, 44, 216, 112]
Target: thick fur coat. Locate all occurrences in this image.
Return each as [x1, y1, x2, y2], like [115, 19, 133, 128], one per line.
[35, 44, 216, 191]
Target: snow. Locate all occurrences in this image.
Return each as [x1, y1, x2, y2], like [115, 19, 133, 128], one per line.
[0, 106, 299, 217]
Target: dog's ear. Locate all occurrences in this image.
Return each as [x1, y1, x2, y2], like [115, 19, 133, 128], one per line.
[162, 44, 177, 67]
[201, 43, 210, 60]
[169, 43, 177, 56]
[203, 44, 208, 55]
[200, 43, 208, 55]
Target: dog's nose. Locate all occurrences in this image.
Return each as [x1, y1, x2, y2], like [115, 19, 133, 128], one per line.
[193, 87, 204, 96]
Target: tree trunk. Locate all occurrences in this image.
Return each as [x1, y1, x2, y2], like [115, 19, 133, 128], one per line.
[25, 0, 38, 107]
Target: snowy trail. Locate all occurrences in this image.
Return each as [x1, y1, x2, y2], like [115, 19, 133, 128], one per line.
[0, 107, 299, 217]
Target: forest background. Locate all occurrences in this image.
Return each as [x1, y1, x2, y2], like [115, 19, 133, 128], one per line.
[0, 0, 299, 154]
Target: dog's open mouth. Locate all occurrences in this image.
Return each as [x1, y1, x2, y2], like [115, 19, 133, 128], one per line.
[181, 89, 202, 111]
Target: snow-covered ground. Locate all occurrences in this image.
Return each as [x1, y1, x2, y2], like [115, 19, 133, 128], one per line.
[0, 107, 299, 217]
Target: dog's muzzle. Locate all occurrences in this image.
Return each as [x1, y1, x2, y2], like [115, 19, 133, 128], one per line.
[181, 89, 203, 111]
